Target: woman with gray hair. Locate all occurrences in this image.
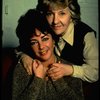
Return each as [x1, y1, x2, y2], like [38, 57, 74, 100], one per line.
[16, 0, 98, 83]
[12, 9, 84, 100]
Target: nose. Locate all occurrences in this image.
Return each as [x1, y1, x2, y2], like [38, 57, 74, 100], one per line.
[53, 14, 59, 24]
[38, 42, 44, 50]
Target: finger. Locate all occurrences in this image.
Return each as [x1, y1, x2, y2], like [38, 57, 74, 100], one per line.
[27, 60, 33, 75]
[52, 75, 62, 81]
[28, 61, 33, 75]
[49, 65, 57, 71]
[51, 73, 62, 80]
[48, 66, 61, 74]
[48, 70, 60, 78]
[32, 60, 41, 70]
[32, 60, 37, 71]
[52, 63, 61, 67]
[21, 54, 33, 75]
[35, 60, 41, 66]
[58, 60, 61, 63]
[24, 65, 31, 75]
[47, 69, 54, 76]
[23, 62, 32, 75]
[50, 74, 62, 81]
[48, 68, 60, 75]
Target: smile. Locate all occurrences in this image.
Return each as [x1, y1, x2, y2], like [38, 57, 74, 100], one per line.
[39, 50, 47, 55]
[53, 25, 62, 30]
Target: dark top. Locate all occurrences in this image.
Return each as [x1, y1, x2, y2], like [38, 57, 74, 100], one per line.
[12, 57, 84, 100]
[61, 21, 96, 65]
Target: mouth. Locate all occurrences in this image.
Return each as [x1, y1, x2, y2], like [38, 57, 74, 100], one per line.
[52, 25, 62, 30]
[39, 50, 48, 56]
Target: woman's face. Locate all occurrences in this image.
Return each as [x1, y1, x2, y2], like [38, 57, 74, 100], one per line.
[30, 28, 54, 61]
[46, 7, 72, 36]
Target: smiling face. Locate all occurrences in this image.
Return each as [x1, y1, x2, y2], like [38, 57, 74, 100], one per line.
[30, 28, 55, 62]
[36, 0, 81, 36]
[46, 7, 72, 36]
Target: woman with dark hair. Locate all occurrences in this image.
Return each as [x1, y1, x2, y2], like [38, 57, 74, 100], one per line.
[17, 0, 98, 83]
[12, 9, 84, 100]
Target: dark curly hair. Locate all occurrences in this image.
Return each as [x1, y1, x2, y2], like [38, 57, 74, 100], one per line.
[16, 9, 58, 45]
[16, 9, 58, 54]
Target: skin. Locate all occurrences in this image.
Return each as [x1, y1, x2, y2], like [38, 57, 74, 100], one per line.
[21, 7, 73, 80]
[29, 28, 56, 79]
[46, 7, 72, 36]
[45, 7, 73, 80]
[30, 28, 55, 62]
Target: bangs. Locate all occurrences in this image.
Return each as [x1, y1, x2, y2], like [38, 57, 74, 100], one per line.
[49, 2, 67, 10]
[43, 0, 68, 10]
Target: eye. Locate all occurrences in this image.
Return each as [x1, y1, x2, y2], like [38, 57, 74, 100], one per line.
[30, 41, 38, 46]
[46, 12, 53, 16]
[42, 37, 49, 41]
[59, 12, 66, 16]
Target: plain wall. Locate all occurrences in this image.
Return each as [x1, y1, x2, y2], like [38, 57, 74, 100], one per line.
[2, 0, 99, 47]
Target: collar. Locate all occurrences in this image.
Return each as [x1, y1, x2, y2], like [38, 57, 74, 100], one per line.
[62, 22, 74, 46]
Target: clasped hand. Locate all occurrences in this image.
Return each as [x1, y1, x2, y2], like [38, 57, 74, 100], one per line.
[29, 59, 73, 81]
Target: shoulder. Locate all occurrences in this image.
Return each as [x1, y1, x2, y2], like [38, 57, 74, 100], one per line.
[74, 21, 96, 40]
[13, 63, 28, 77]
[75, 21, 96, 34]
[76, 21, 93, 29]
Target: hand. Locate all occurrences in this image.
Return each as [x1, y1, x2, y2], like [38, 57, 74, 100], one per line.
[47, 62, 73, 81]
[20, 54, 33, 75]
[32, 60, 46, 79]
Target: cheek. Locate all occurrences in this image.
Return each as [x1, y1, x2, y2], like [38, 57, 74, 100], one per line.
[64, 16, 71, 27]
[46, 17, 52, 24]
[45, 39, 53, 51]
[48, 41, 54, 50]
[31, 46, 38, 53]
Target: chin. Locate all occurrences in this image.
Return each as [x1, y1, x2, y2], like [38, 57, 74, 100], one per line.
[40, 58, 49, 62]
[39, 54, 47, 58]
[55, 33, 63, 36]
[54, 31, 64, 36]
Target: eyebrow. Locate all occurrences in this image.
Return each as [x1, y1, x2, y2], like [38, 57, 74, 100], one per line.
[30, 34, 49, 41]
[41, 33, 48, 38]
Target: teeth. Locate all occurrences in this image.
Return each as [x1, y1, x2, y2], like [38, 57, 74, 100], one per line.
[41, 50, 45, 52]
[40, 50, 46, 54]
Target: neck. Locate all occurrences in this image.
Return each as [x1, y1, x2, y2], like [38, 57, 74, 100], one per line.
[42, 54, 56, 69]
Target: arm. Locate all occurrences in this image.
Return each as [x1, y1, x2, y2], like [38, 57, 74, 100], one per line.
[12, 63, 45, 100]
[72, 32, 99, 82]
[53, 77, 84, 100]
[14, 47, 33, 75]
[15, 32, 98, 83]
[48, 32, 98, 83]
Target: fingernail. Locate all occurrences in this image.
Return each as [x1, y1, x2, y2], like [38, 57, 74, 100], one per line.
[58, 61, 61, 63]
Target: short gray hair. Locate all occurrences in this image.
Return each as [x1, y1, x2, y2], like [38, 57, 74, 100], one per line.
[36, 0, 81, 24]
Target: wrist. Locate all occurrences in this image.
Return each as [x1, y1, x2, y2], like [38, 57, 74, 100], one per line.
[70, 64, 74, 76]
